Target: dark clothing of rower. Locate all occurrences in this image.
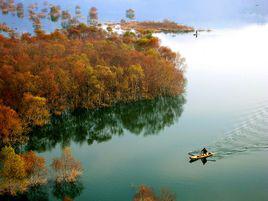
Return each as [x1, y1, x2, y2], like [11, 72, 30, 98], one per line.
[201, 148, 208, 155]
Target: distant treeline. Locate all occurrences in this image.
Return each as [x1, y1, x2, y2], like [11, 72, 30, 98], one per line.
[119, 20, 194, 33]
[0, 24, 186, 146]
[0, 0, 193, 34]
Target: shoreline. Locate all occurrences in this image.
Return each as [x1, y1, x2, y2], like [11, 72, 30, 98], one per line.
[107, 20, 195, 34]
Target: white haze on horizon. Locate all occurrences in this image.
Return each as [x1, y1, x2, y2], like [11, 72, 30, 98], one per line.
[156, 23, 268, 75]
[155, 23, 268, 115]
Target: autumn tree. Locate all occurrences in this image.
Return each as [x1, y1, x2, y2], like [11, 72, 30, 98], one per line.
[94, 65, 116, 106]
[0, 102, 25, 145]
[133, 185, 157, 201]
[19, 93, 50, 127]
[0, 147, 48, 196]
[124, 64, 145, 100]
[133, 185, 176, 201]
[61, 10, 71, 29]
[0, 146, 28, 196]
[0, 1, 8, 15]
[0, 22, 185, 144]
[16, 2, 24, 18]
[8, 0, 15, 14]
[88, 7, 98, 26]
[126, 9, 135, 20]
[21, 150, 47, 186]
[50, 5, 61, 22]
[51, 147, 82, 182]
[32, 17, 42, 31]
[75, 5, 82, 22]
[0, 23, 16, 37]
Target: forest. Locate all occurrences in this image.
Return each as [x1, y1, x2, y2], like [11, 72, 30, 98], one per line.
[0, 24, 186, 147]
[119, 20, 194, 33]
[0, 1, 186, 198]
[0, 24, 185, 199]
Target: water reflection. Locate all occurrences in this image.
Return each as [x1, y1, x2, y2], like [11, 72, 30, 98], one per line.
[0, 185, 49, 201]
[0, 181, 84, 201]
[53, 180, 84, 201]
[189, 158, 216, 165]
[25, 185, 49, 201]
[133, 185, 176, 201]
[26, 96, 186, 152]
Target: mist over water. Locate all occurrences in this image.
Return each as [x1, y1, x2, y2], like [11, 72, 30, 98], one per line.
[157, 24, 268, 159]
[1, 1, 268, 200]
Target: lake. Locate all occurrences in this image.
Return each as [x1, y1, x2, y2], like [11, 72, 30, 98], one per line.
[1, 0, 268, 30]
[21, 24, 268, 201]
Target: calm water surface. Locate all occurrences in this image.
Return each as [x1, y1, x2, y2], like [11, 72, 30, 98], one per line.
[27, 25, 268, 201]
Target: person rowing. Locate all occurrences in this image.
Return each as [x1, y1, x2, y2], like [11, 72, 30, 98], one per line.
[189, 148, 214, 162]
[201, 148, 208, 155]
[193, 30, 198, 38]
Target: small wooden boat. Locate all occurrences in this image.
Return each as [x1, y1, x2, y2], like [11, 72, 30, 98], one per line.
[189, 152, 214, 160]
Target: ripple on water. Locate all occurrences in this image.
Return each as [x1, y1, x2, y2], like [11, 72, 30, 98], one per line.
[190, 103, 268, 159]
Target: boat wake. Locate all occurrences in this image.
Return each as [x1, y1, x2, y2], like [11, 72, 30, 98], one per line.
[209, 103, 268, 159]
[190, 102, 268, 159]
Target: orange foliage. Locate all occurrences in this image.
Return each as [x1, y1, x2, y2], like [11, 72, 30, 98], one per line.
[21, 150, 47, 185]
[120, 20, 194, 33]
[51, 147, 82, 183]
[0, 147, 47, 196]
[133, 185, 176, 201]
[19, 93, 50, 126]
[0, 146, 28, 195]
[0, 102, 25, 145]
[0, 24, 185, 144]
[63, 197, 73, 201]
[134, 185, 157, 201]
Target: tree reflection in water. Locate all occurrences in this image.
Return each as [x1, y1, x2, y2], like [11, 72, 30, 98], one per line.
[0, 185, 49, 201]
[53, 180, 84, 201]
[0, 181, 84, 201]
[26, 96, 186, 152]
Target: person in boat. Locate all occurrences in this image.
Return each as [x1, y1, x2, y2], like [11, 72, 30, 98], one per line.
[193, 30, 198, 38]
[201, 148, 208, 155]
